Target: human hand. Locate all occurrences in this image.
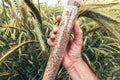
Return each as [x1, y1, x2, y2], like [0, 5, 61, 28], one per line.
[47, 16, 83, 71]
[48, 16, 99, 80]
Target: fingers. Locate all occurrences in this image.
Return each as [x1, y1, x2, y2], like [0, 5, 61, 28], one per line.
[52, 26, 58, 34]
[56, 16, 61, 23]
[47, 26, 58, 47]
[56, 16, 82, 42]
[47, 39, 54, 47]
[47, 15, 61, 47]
[50, 26, 58, 39]
[48, 16, 83, 48]
[73, 21, 83, 45]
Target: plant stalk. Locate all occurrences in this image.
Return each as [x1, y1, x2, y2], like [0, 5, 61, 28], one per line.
[42, 0, 81, 80]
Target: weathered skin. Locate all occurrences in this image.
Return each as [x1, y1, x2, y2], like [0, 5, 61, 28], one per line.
[42, 0, 81, 80]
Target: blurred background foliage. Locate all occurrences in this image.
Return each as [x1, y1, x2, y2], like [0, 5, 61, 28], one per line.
[0, 0, 120, 80]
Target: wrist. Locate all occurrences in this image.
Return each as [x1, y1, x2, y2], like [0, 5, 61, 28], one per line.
[66, 58, 84, 73]
[65, 58, 85, 80]
[66, 59, 99, 80]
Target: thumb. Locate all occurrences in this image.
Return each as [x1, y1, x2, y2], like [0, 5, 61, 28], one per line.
[73, 21, 83, 46]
